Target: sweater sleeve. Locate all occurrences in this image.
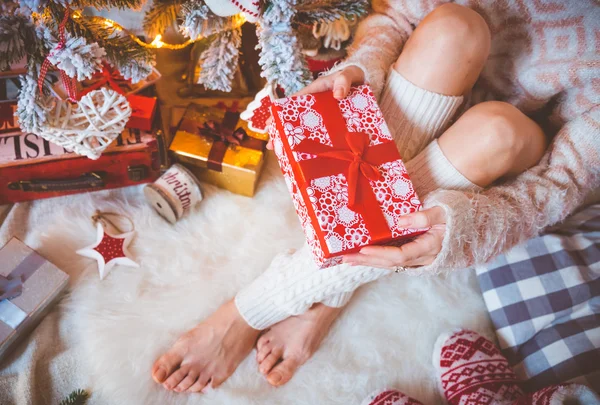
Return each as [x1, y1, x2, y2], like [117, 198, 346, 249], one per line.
[417, 107, 600, 275]
[325, 0, 414, 98]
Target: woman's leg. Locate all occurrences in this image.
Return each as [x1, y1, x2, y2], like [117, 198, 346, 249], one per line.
[150, 4, 541, 393]
[251, 100, 546, 387]
[251, 4, 493, 387]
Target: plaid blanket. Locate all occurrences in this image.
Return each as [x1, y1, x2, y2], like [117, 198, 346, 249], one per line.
[476, 203, 600, 392]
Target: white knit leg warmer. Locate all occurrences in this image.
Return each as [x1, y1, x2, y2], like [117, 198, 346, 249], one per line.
[235, 245, 389, 330]
[380, 69, 464, 161]
[235, 70, 473, 331]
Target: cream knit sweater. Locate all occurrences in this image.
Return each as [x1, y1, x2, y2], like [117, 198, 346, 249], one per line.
[236, 0, 600, 330]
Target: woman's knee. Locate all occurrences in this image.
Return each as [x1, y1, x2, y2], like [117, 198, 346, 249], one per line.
[438, 101, 547, 186]
[467, 101, 546, 166]
[394, 4, 491, 95]
[422, 4, 491, 58]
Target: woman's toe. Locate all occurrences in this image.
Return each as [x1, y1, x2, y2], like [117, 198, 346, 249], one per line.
[152, 352, 183, 384]
[256, 344, 272, 363]
[163, 367, 189, 390]
[174, 373, 198, 392]
[267, 357, 300, 387]
[259, 348, 282, 375]
[256, 332, 271, 351]
[187, 374, 211, 393]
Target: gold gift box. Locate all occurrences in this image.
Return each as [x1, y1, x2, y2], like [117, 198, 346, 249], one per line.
[169, 104, 268, 197]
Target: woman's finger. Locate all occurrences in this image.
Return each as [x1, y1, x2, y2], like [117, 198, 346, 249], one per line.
[396, 206, 446, 229]
[342, 253, 394, 269]
[360, 238, 431, 264]
[332, 73, 351, 99]
[293, 76, 335, 97]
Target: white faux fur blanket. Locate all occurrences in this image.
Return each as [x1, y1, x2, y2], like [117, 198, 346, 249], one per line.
[0, 156, 491, 405]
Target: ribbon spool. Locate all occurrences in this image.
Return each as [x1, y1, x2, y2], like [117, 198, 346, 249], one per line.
[144, 164, 203, 224]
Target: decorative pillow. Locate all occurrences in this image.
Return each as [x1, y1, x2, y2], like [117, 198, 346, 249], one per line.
[477, 204, 600, 392]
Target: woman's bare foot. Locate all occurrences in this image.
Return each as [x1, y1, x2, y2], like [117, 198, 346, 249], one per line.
[152, 300, 260, 393]
[255, 303, 343, 387]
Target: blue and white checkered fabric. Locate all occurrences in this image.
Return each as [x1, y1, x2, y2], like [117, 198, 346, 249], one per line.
[477, 203, 600, 392]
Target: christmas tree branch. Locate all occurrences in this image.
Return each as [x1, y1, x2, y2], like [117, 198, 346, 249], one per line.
[0, 14, 39, 71]
[70, 0, 143, 10]
[198, 27, 241, 91]
[295, 0, 370, 23]
[59, 389, 90, 405]
[143, 0, 184, 39]
[179, 0, 240, 40]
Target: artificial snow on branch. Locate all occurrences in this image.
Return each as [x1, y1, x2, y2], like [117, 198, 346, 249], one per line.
[258, 0, 312, 95]
[43, 32, 106, 80]
[179, 0, 240, 40]
[0, 14, 39, 71]
[295, 0, 370, 23]
[67, 14, 155, 81]
[16, 73, 52, 134]
[198, 27, 242, 92]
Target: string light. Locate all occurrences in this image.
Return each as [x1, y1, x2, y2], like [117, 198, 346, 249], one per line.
[74, 13, 248, 50]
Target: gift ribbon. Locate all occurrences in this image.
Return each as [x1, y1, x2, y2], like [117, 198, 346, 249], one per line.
[0, 301, 27, 329]
[0, 251, 46, 330]
[272, 91, 402, 254]
[178, 111, 266, 172]
[38, 7, 78, 102]
[0, 251, 46, 301]
[78, 63, 128, 99]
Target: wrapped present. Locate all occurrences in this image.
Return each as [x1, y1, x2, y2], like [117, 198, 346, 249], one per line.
[169, 103, 268, 197]
[126, 94, 158, 132]
[270, 85, 424, 268]
[79, 63, 161, 97]
[0, 238, 69, 360]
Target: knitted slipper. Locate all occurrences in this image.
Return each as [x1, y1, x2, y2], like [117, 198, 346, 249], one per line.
[513, 383, 600, 405]
[361, 389, 425, 405]
[433, 329, 524, 405]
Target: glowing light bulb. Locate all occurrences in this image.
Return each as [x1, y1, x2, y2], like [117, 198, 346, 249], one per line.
[151, 34, 164, 48]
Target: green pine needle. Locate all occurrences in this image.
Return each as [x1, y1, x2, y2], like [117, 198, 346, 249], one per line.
[59, 389, 89, 405]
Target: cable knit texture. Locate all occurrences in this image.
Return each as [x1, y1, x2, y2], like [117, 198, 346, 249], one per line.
[405, 141, 482, 198]
[380, 70, 463, 162]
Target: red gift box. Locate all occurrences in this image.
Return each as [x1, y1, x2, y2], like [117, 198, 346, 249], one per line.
[270, 85, 424, 268]
[126, 94, 157, 132]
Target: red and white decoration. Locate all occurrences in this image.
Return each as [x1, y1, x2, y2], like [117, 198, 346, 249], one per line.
[240, 84, 275, 133]
[270, 85, 423, 268]
[203, 0, 260, 22]
[363, 390, 424, 405]
[77, 221, 139, 280]
[437, 330, 524, 405]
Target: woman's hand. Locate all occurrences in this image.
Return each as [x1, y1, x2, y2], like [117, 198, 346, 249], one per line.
[342, 207, 447, 270]
[266, 65, 365, 150]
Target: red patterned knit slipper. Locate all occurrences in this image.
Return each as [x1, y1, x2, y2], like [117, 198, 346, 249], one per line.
[361, 389, 425, 405]
[433, 330, 524, 405]
[513, 383, 600, 405]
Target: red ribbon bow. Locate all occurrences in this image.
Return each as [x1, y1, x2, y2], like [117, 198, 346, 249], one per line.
[294, 132, 384, 209]
[79, 63, 129, 99]
[199, 120, 248, 147]
[38, 7, 78, 102]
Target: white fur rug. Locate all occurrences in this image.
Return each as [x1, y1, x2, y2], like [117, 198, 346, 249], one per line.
[0, 154, 491, 405]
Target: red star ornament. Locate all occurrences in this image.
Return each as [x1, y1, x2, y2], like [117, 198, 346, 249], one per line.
[77, 222, 139, 280]
[240, 84, 276, 134]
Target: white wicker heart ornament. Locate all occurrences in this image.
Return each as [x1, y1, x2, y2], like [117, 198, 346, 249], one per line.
[40, 88, 132, 160]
